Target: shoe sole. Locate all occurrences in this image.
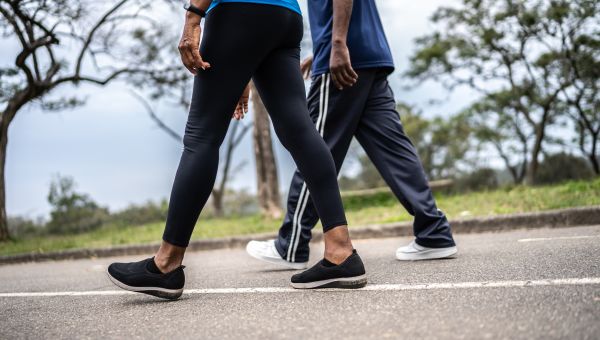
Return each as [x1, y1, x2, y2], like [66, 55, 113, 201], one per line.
[106, 270, 183, 300]
[291, 274, 368, 289]
[246, 244, 308, 270]
[396, 246, 458, 261]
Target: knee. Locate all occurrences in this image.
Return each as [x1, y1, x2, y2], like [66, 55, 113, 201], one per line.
[182, 129, 221, 154]
[276, 123, 319, 153]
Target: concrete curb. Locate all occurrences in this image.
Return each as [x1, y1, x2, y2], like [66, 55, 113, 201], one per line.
[1, 205, 599, 265]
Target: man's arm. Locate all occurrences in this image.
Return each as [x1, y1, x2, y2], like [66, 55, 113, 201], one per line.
[179, 0, 212, 75]
[330, 0, 358, 90]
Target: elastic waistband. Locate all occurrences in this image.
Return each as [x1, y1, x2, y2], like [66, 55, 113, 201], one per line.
[208, 0, 301, 15]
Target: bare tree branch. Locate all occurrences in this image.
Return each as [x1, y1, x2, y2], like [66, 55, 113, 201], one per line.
[130, 91, 182, 142]
[75, 0, 130, 77]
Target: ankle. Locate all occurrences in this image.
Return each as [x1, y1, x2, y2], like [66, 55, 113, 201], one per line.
[154, 255, 181, 273]
[154, 241, 186, 273]
[324, 247, 353, 265]
[323, 225, 354, 265]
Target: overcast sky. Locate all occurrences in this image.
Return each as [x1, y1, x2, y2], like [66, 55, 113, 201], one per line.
[5, 0, 479, 218]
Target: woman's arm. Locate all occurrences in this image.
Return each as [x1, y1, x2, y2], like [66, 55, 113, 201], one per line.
[178, 0, 213, 75]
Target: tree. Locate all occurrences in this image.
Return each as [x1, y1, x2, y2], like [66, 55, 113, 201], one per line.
[251, 82, 282, 219]
[466, 96, 531, 183]
[406, 0, 599, 183]
[398, 103, 474, 180]
[557, 5, 600, 174]
[46, 174, 109, 234]
[0, 0, 182, 240]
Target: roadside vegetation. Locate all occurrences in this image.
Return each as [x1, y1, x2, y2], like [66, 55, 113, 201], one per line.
[2, 177, 598, 257]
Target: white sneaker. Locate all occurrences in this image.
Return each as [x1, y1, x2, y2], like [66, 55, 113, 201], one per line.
[246, 240, 308, 270]
[396, 240, 458, 261]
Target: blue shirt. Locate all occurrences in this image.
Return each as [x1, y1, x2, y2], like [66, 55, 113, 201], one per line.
[308, 0, 394, 76]
[208, 0, 301, 15]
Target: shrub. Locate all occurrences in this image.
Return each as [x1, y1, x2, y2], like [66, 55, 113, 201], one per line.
[46, 175, 109, 234]
[109, 200, 168, 226]
[534, 153, 594, 185]
[7, 216, 44, 238]
[454, 168, 499, 192]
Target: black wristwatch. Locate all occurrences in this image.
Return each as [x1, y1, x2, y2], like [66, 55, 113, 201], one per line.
[184, 3, 206, 17]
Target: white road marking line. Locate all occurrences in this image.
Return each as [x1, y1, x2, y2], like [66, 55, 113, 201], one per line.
[1, 277, 599, 298]
[518, 235, 599, 242]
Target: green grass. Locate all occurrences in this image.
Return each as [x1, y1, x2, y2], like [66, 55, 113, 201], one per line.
[1, 178, 599, 256]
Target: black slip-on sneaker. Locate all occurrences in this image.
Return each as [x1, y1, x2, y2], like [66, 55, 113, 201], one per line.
[290, 250, 367, 289]
[107, 257, 185, 300]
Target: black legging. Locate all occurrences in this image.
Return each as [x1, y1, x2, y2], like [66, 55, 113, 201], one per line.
[162, 3, 347, 247]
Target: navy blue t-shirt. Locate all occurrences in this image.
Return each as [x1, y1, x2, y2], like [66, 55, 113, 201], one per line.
[308, 0, 394, 76]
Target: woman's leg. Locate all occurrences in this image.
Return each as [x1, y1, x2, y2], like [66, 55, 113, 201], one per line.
[156, 7, 267, 272]
[252, 47, 354, 264]
[155, 75, 249, 272]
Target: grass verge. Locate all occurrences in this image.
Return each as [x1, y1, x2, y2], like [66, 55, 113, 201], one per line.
[1, 178, 599, 256]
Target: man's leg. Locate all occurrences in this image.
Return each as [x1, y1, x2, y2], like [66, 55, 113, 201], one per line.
[248, 71, 376, 265]
[355, 71, 456, 250]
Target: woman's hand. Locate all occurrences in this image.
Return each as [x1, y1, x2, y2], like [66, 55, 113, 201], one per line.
[233, 83, 250, 120]
[301, 55, 313, 79]
[178, 14, 211, 75]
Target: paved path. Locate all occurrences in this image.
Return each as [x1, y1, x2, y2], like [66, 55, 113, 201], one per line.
[1, 226, 599, 339]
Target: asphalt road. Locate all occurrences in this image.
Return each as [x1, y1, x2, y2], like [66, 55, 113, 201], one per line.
[1, 226, 599, 339]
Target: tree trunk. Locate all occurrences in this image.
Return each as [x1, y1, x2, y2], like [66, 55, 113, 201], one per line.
[250, 83, 282, 219]
[526, 122, 547, 185]
[0, 110, 14, 241]
[212, 190, 224, 217]
[588, 131, 600, 176]
[494, 142, 524, 184]
[211, 120, 245, 217]
[588, 136, 599, 175]
[1, 90, 34, 241]
[0, 133, 9, 241]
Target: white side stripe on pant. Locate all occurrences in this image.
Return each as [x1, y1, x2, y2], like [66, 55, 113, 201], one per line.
[287, 75, 325, 262]
[287, 74, 330, 263]
[288, 182, 307, 262]
[286, 75, 325, 262]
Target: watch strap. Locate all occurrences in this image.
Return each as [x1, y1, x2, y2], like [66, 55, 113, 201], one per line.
[184, 3, 206, 17]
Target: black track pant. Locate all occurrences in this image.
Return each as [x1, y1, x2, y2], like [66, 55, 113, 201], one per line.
[275, 70, 456, 263]
[162, 3, 347, 247]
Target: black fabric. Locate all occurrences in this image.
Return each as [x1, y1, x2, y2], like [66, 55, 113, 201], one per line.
[162, 3, 347, 247]
[275, 69, 456, 263]
[321, 258, 336, 267]
[146, 257, 162, 274]
[108, 258, 185, 290]
[291, 250, 365, 283]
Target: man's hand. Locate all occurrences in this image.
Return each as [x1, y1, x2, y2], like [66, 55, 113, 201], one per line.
[329, 40, 357, 90]
[178, 14, 211, 75]
[233, 83, 250, 120]
[301, 55, 313, 79]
